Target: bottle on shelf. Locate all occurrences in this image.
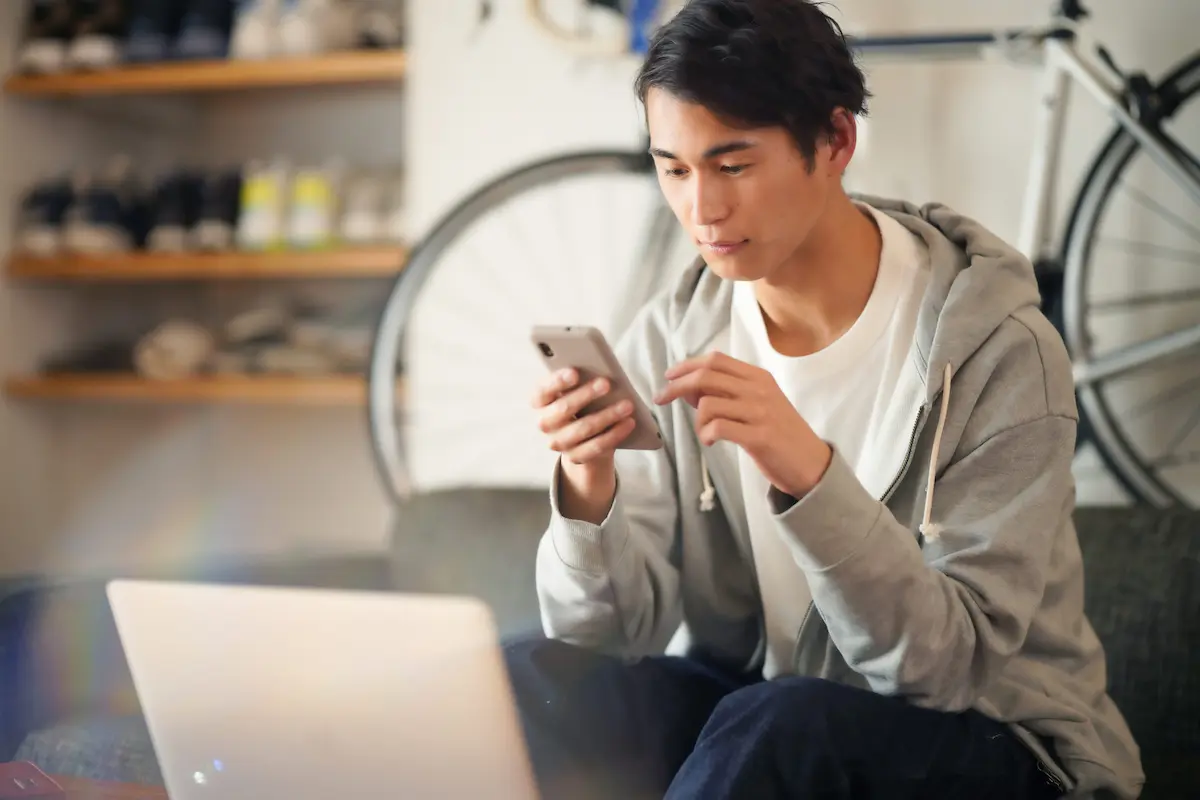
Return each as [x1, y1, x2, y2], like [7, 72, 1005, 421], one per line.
[236, 158, 291, 251]
[285, 160, 344, 250]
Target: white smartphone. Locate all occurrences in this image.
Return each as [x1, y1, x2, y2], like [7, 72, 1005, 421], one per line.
[531, 325, 664, 450]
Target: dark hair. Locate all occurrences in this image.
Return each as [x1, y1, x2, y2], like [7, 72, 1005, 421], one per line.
[634, 0, 870, 166]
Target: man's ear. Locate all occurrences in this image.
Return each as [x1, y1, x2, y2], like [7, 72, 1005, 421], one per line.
[826, 108, 858, 177]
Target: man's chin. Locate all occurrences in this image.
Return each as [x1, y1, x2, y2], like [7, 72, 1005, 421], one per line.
[704, 255, 765, 282]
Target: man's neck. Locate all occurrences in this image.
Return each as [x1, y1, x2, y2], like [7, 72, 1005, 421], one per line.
[754, 193, 882, 358]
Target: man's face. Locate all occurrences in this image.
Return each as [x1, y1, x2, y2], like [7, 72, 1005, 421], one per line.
[645, 88, 852, 283]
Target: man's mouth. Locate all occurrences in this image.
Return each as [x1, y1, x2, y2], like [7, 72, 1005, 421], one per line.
[702, 240, 748, 255]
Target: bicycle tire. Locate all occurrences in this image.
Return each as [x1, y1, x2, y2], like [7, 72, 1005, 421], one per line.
[367, 148, 659, 505]
[1061, 50, 1200, 506]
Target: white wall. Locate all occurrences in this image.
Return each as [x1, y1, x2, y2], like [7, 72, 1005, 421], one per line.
[2, 0, 1194, 577]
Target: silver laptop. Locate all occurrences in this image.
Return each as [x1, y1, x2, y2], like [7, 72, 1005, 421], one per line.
[107, 580, 539, 800]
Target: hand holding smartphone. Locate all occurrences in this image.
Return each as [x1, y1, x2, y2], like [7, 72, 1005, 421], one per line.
[531, 325, 662, 525]
[531, 325, 663, 454]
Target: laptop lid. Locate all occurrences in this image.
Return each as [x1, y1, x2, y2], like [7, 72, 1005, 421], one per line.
[107, 580, 538, 800]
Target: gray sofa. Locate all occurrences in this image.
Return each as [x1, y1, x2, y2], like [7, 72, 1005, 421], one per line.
[2, 495, 1196, 798]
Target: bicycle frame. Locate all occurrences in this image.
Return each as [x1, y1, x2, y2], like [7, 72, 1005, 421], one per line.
[851, 20, 1200, 389]
[1019, 34, 1200, 266]
[1025, 34, 1200, 387]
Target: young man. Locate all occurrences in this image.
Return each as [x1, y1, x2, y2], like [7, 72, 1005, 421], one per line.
[509, 1, 1142, 798]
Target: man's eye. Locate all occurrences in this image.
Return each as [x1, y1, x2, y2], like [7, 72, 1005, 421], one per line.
[722, 165, 749, 175]
[663, 168, 688, 178]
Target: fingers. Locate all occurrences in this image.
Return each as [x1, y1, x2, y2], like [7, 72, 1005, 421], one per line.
[694, 396, 757, 447]
[694, 395, 753, 431]
[532, 368, 578, 409]
[534, 369, 637, 462]
[563, 417, 637, 464]
[538, 375, 614, 434]
[655, 367, 741, 407]
[551, 398, 635, 453]
[697, 417, 753, 448]
[664, 351, 756, 381]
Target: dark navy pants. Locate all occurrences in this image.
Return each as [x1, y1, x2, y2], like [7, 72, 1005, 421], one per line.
[504, 638, 1063, 800]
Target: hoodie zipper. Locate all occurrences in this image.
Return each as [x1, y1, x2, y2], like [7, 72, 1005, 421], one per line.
[790, 403, 932, 674]
[882, 403, 932, 505]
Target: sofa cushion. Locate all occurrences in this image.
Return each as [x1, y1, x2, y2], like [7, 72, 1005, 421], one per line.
[389, 488, 548, 636]
[1073, 506, 1200, 799]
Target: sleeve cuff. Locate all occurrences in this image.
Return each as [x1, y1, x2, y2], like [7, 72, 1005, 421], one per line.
[770, 448, 885, 572]
[547, 457, 623, 573]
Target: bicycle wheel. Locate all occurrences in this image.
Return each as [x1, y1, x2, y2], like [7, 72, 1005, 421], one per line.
[1062, 51, 1200, 506]
[368, 149, 697, 503]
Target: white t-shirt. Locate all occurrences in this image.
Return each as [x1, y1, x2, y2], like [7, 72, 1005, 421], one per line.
[728, 203, 930, 678]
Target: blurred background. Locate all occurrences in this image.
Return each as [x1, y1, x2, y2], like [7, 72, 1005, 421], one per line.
[0, 0, 1197, 792]
[0, 0, 1194, 591]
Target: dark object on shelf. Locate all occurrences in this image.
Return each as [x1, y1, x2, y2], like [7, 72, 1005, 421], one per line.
[42, 341, 136, 373]
[193, 168, 243, 251]
[15, 178, 74, 257]
[15, 0, 78, 75]
[146, 170, 204, 252]
[69, 0, 132, 71]
[357, 2, 405, 50]
[124, 0, 188, 62]
[63, 168, 151, 253]
[173, 0, 235, 60]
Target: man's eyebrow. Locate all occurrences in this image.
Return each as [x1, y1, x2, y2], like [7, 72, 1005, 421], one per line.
[649, 140, 758, 160]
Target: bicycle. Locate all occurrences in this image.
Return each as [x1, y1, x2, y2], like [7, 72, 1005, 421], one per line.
[369, 0, 1200, 508]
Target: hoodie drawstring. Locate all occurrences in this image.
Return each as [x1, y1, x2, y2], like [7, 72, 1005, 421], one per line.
[699, 454, 716, 511]
[919, 364, 953, 542]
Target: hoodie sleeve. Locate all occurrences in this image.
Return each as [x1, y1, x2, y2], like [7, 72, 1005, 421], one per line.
[768, 320, 1078, 711]
[534, 303, 684, 657]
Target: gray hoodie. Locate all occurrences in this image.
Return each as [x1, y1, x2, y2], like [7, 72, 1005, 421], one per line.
[535, 197, 1143, 799]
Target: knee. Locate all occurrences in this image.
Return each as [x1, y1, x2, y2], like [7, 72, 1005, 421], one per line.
[709, 677, 849, 735]
[501, 634, 552, 668]
[502, 636, 612, 696]
[503, 635, 557, 685]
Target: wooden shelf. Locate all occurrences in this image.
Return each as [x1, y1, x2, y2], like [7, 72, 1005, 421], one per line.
[8, 246, 409, 281]
[3, 50, 406, 96]
[4, 374, 381, 406]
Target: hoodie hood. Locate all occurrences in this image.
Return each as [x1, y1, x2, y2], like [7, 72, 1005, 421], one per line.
[667, 195, 1044, 404]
